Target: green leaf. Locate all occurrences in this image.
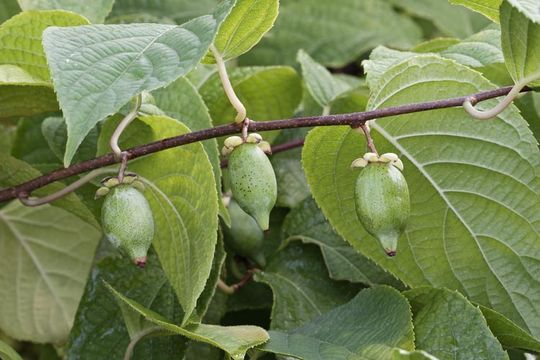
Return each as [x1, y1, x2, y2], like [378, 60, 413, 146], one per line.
[42, 1, 234, 166]
[97, 115, 218, 324]
[189, 234, 227, 323]
[199, 66, 302, 143]
[109, 0, 218, 25]
[0, 70, 58, 119]
[67, 253, 187, 359]
[41, 116, 99, 164]
[303, 55, 540, 338]
[450, 0, 501, 22]
[441, 28, 511, 85]
[0, 11, 86, 118]
[0, 200, 100, 343]
[413, 38, 461, 53]
[516, 92, 540, 141]
[0, 10, 89, 81]
[260, 286, 414, 359]
[297, 50, 350, 108]
[151, 77, 228, 224]
[106, 283, 269, 360]
[500, 1, 540, 86]
[17, 0, 115, 23]
[0, 340, 22, 360]
[271, 143, 310, 208]
[479, 305, 540, 353]
[205, 0, 278, 62]
[283, 197, 403, 287]
[405, 287, 508, 360]
[392, 349, 439, 360]
[0, 0, 21, 24]
[506, 0, 540, 23]
[255, 243, 360, 330]
[11, 117, 61, 171]
[388, 0, 486, 38]
[239, 0, 421, 67]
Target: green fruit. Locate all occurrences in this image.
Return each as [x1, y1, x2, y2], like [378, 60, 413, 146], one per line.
[228, 143, 277, 230]
[101, 184, 154, 267]
[226, 199, 266, 267]
[354, 162, 410, 256]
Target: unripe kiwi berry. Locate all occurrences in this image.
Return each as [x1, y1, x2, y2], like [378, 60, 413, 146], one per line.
[227, 143, 277, 230]
[101, 184, 154, 267]
[225, 199, 266, 267]
[354, 162, 410, 256]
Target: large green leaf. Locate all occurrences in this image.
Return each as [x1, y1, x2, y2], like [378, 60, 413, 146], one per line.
[97, 115, 218, 324]
[0, 340, 22, 360]
[516, 92, 540, 141]
[239, 0, 421, 67]
[17, 0, 114, 23]
[500, 1, 540, 86]
[0, 11, 87, 118]
[479, 305, 540, 353]
[0, 0, 20, 24]
[389, 0, 486, 38]
[151, 77, 227, 223]
[41, 116, 99, 165]
[109, 0, 218, 25]
[42, 1, 234, 166]
[11, 116, 61, 172]
[255, 243, 360, 330]
[303, 55, 540, 338]
[0, 10, 88, 81]
[204, 0, 278, 62]
[506, 0, 540, 23]
[283, 197, 403, 287]
[450, 0, 501, 22]
[199, 66, 302, 142]
[0, 200, 100, 343]
[297, 49, 350, 108]
[107, 283, 269, 360]
[260, 286, 414, 360]
[405, 287, 508, 360]
[67, 253, 187, 360]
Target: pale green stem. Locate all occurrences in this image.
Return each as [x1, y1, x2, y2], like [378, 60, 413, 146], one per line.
[463, 72, 540, 119]
[123, 326, 162, 360]
[110, 94, 142, 159]
[210, 45, 247, 123]
[19, 168, 112, 207]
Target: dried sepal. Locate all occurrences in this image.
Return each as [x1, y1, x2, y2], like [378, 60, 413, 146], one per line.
[132, 180, 146, 192]
[257, 141, 272, 154]
[351, 158, 368, 168]
[392, 158, 404, 171]
[222, 146, 233, 156]
[224, 136, 244, 149]
[246, 133, 263, 144]
[102, 177, 120, 188]
[94, 186, 110, 199]
[363, 152, 379, 162]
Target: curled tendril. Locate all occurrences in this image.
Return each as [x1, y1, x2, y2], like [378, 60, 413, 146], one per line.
[463, 72, 540, 120]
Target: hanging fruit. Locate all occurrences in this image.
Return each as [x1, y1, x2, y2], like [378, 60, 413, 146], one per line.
[96, 175, 154, 267]
[351, 152, 410, 256]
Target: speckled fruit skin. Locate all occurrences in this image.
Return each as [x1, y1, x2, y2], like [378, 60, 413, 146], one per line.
[228, 143, 277, 230]
[226, 199, 266, 267]
[355, 163, 410, 256]
[101, 185, 154, 266]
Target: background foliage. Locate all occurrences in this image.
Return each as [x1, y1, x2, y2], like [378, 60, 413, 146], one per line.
[0, 0, 539, 359]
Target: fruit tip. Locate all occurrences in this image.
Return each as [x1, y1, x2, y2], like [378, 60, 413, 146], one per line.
[134, 256, 147, 268]
[385, 250, 397, 257]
